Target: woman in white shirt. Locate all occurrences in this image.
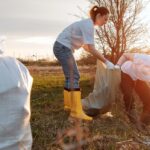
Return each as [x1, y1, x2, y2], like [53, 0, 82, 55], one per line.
[53, 5, 115, 121]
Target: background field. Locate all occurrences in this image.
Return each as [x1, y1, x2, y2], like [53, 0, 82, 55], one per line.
[29, 64, 150, 150]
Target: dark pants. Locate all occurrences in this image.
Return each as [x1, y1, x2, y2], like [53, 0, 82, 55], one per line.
[120, 72, 150, 121]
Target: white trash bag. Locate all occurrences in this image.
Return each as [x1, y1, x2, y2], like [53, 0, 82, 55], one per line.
[0, 56, 33, 150]
[0, 36, 6, 55]
[82, 60, 121, 116]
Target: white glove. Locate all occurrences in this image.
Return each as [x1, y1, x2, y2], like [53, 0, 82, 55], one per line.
[105, 60, 115, 69]
[114, 65, 120, 70]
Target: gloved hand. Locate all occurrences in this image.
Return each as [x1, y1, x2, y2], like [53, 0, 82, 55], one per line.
[105, 60, 115, 69]
[114, 65, 120, 70]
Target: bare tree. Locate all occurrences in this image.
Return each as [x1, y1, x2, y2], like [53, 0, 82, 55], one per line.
[89, 0, 147, 63]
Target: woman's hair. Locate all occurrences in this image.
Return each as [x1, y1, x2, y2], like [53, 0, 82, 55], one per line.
[90, 5, 109, 22]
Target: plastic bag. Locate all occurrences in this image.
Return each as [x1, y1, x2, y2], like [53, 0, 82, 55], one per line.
[0, 36, 6, 55]
[0, 56, 33, 150]
[82, 60, 121, 116]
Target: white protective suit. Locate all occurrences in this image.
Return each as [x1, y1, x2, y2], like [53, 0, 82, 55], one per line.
[0, 56, 33, 150]
[82, 54, 150, 116]
[121, 53, 150, 82]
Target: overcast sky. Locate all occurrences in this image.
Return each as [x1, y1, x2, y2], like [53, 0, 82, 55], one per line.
[0, 0, 150, 60]
[0, 0, 90, 59]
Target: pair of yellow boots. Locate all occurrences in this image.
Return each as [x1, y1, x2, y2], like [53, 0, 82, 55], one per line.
[64, 88, 93, 121]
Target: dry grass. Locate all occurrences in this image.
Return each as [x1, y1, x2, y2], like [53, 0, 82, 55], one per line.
[29, 65, 150, 150]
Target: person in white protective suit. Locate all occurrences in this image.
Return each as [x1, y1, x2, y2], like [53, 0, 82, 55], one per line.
[116, 53, 150, 126]
[0, 37, 33, 150]
[82, 52, 150, 127]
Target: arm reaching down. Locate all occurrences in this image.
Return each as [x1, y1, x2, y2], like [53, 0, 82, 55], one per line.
[83, 44, 114, 69]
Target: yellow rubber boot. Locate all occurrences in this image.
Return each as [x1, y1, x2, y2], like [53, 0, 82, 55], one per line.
[64, 88, 71, 111]
[70, 90, 93, 121]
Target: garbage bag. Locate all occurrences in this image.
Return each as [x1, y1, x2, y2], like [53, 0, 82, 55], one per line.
[82, 60, 121, 116]
[0, 36, 6, 55]
[0, 56, 33, 150]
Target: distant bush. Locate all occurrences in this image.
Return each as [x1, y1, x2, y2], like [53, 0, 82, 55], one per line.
[18, 58, 60, 66]
[18, 52, 122, 67]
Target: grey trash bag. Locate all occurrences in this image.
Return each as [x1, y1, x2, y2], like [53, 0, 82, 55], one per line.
[82, 60, 121, 116]
[0, 56, 33, 150]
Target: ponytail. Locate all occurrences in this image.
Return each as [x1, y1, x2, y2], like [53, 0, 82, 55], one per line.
[90, 5, 109, 22]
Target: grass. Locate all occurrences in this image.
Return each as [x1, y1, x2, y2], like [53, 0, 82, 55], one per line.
[30, 66, 150, 150]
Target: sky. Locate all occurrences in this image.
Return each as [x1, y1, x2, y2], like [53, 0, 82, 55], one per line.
[0, 0, 90, 60]
[0, 0, 150, 60]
